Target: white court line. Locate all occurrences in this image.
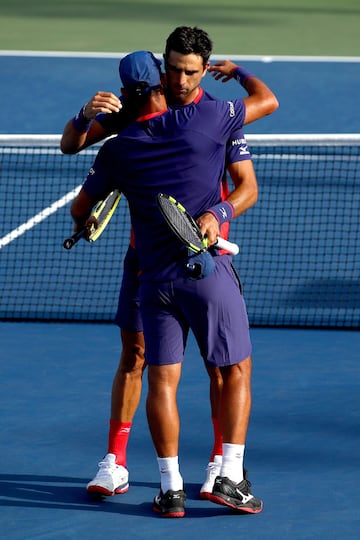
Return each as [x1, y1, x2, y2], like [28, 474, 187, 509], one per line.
[0, 185, 81, 250]
[0, 50, 359, 62]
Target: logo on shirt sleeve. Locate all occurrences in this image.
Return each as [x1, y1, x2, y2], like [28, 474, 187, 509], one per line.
[231, 137, 250, 155]
[227, 101, 235, 117]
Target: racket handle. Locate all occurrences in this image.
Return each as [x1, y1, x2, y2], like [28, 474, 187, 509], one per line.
[215, 236, 239, 255]
[63, 229, 86, 250]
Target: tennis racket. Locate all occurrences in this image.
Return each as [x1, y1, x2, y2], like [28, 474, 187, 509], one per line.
[63, 189, 121, 250]
[157, 193, 239, 255]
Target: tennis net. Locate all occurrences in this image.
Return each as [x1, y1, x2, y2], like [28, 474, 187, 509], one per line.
[0, 134, 359, 327]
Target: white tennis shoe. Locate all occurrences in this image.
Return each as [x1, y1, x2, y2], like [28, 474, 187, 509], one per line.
[199, 460, 222, 499]
[86, 453, 129, 496]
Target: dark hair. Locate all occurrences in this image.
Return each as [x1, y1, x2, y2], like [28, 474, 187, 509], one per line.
[125, 84, 163, 108]
[164, 26, 213, 66]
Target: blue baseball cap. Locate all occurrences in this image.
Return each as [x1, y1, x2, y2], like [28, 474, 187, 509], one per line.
[119, 51, 162, 93]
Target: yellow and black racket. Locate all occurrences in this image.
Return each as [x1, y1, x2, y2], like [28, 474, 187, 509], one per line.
[157, 193, 239, 255]
[63, 189, 121, 250]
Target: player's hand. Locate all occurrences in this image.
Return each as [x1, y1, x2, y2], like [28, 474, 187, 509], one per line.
[72, 215, 98, 239]
[85, 215, 99, 229]
[83, 91, 122, 120]
[197, 212, 220, 247]
[84, 215, 99, 239]
[208, 60, 238, 83]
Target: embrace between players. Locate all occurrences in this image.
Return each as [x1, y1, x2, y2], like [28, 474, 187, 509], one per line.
[62, 26, 278, 518]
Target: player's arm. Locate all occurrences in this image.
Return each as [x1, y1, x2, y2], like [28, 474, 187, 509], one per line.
[70, 140, 116, 231]
[208, 59, 279, 124]
[60, 91, 121, 154]
[197, 160, 258, 246]
[226, 159, 258, 215]
[197, 133, 257, 245]
[70, 188, 100, 232]
[224, 131, 258, 216]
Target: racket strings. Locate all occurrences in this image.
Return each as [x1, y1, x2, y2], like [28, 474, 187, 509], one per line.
[158, 196, 204, 250]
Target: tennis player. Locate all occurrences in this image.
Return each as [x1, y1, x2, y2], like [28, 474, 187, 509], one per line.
[61, 27, 267, 500]
[69, 49, 278, 517]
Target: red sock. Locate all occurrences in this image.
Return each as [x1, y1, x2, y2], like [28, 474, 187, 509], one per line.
[209, 417, 223, 461]
[107, 420, 132, 467]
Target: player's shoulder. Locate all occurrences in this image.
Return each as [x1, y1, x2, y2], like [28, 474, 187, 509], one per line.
[197, 97, 243, 119]
[199, 89, 218, 103]
[98, 132, 123, 157]
[197, 89, 243, 110]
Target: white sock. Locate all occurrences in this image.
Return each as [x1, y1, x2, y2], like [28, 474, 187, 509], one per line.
[220, 443, 245, 484]
[157, 456, 183, 493]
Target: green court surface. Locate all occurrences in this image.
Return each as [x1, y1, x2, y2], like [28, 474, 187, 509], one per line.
[0, 0, 359, 56]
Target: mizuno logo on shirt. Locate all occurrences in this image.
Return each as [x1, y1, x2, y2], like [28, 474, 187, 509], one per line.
[239, 145, 250, 155]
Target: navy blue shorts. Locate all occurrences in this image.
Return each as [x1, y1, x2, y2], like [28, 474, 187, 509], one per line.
[139, 256, 252, 367]
[114, 245, 143, 332]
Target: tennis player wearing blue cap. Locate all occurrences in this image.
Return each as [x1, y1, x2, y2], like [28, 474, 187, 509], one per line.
[70, 49, 278, 517]
[119, 50, 162, 92]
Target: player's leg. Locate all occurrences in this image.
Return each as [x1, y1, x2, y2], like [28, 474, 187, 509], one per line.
[178, 256, 262, 512]
[199, 365, 223, 499]
[141, 279, 187, 517]
[87, 330, 145, 496]
[218, 356, 252, 445]
[209, 356, 262, 513]
[111, 329, 146, 422]
[107, 328, 146, 456]
[207, 262, 262, 512]
[87, 246, 145, 496]
[146, 363, 182, 457]
[147, 362, 185, 517]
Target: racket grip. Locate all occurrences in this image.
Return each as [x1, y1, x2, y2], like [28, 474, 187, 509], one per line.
[215, 236, 239, 255]
[63, 229, 86, 250]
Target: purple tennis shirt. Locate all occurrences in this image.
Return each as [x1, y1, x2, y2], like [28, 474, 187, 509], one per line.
[83, 96, 246, 281]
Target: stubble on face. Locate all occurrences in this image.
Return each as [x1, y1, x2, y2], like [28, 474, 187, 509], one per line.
[165, 51, 208, 105]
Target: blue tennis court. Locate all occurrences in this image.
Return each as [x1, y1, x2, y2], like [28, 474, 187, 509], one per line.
[0, 53, 359, 539]
[1, 324, 359, 539]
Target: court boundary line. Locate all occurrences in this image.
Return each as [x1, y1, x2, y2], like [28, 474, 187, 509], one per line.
[1, 50, 360, 62]
[0, 185, 81, 250]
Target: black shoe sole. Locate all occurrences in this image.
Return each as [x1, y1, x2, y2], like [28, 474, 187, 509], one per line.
[153, 504, 185, 518]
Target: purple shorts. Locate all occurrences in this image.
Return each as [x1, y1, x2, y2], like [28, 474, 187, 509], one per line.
[139, 256, 252, 367]
[114, 245, 143, 332]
